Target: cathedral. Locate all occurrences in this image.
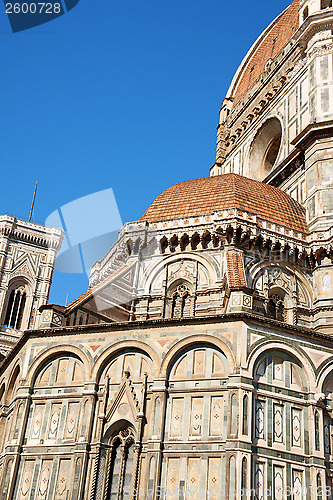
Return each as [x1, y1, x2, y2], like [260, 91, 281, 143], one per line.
[1, 0, 333, 498]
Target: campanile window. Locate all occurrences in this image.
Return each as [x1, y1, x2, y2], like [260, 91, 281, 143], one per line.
[4, 286, 26, 329]
[171, 284, 192, 318]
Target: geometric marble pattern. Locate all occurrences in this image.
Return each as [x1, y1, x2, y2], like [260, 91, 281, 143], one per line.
[166, 459, 179, 500]
[273, 404, 284, 444]
[207, 458, 222, 500]
[292, 408, 302, 448]
[255, 401, 265, 440]
[37, 461, 52, 499]
[186, 458, 200, 498]
[210, 396, 223, 436]
[170, 398, 184, 438]
[254, 462, 265, 500]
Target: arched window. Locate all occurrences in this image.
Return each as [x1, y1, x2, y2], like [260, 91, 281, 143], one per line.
[267, 293, 285, 322]
[317, 473, 323, 500]
[241, 457, 247, 498]
[104, 427, 136, 499]
[229, 456, 236, 500]
[171, 284, 192, 319]
[243, 395, 249, 435]
[5, 365, 20, 405]
[230, 394, 237, 435]
[4, 286, 26, 329]
[148, 457, 156, 499]
[303, 6, 309, 21]
[153, 398, 160, 436]
[321, 0, 332, 9]
[315, 411, 320, 451]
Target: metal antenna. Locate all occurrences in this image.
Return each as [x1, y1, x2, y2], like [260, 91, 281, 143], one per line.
[28, 181, 38, 222]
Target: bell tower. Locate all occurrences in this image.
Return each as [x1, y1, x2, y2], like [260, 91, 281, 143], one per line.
[0, 215, 63, 359]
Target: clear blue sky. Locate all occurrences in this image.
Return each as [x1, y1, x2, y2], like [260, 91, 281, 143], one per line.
[0, 0, 293, 305]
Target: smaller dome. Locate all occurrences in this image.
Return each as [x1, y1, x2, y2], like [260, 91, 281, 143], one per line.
[140, 173, 307, 233]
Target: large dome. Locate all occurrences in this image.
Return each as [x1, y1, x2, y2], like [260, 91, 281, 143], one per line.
[229, 0, 300, 107]
[140, 173, 307, 232]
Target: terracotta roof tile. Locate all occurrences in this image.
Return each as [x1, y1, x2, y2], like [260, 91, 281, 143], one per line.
[226, 249, 247, 288]
[140, 173, 307, 233]
[231, 0, 299, 106]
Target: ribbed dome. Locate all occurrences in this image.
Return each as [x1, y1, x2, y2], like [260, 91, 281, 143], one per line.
[230, 0, 300, 107]
[140, 174, 307, 232]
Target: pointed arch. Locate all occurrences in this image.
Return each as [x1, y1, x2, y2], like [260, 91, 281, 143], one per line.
[249, 261, 313, 307]
[92, 339, 160, 382]
[103, 418, 137, 444]
[247, 340, 315, 392]
[144, 252, 220, 295]
[25, 345, 91, 387]
[230, 393, 238, 435]
[160, 334, 235, 379]
[102, 420, 137, 500]
[153, 397, 160, 436]
[169, 282, 193, 319]
[317, 473, 323, 500]
[316, 360, 333, 394]
[242, 394, 249, 435]
[4, 364, 20, 405]
[229, 455, 237, 500]
[241, 456, 248, 497]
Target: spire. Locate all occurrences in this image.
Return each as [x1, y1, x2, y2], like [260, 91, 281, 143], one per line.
[28, 181, 38, 222]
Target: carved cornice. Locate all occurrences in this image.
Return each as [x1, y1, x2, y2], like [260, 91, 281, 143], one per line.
[89, 206, 333, 287]
[291, 120, 333, 150]
[218, 44, 304, 158]
[296, 10, 333, 48]
[312, 304, 333, 315]
[264, 149, 305, 188]
[226, 41, 300, 127]
[0, 216, 63, 251]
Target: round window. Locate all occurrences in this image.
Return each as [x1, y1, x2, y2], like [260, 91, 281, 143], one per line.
[248, 118, 282, 180]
